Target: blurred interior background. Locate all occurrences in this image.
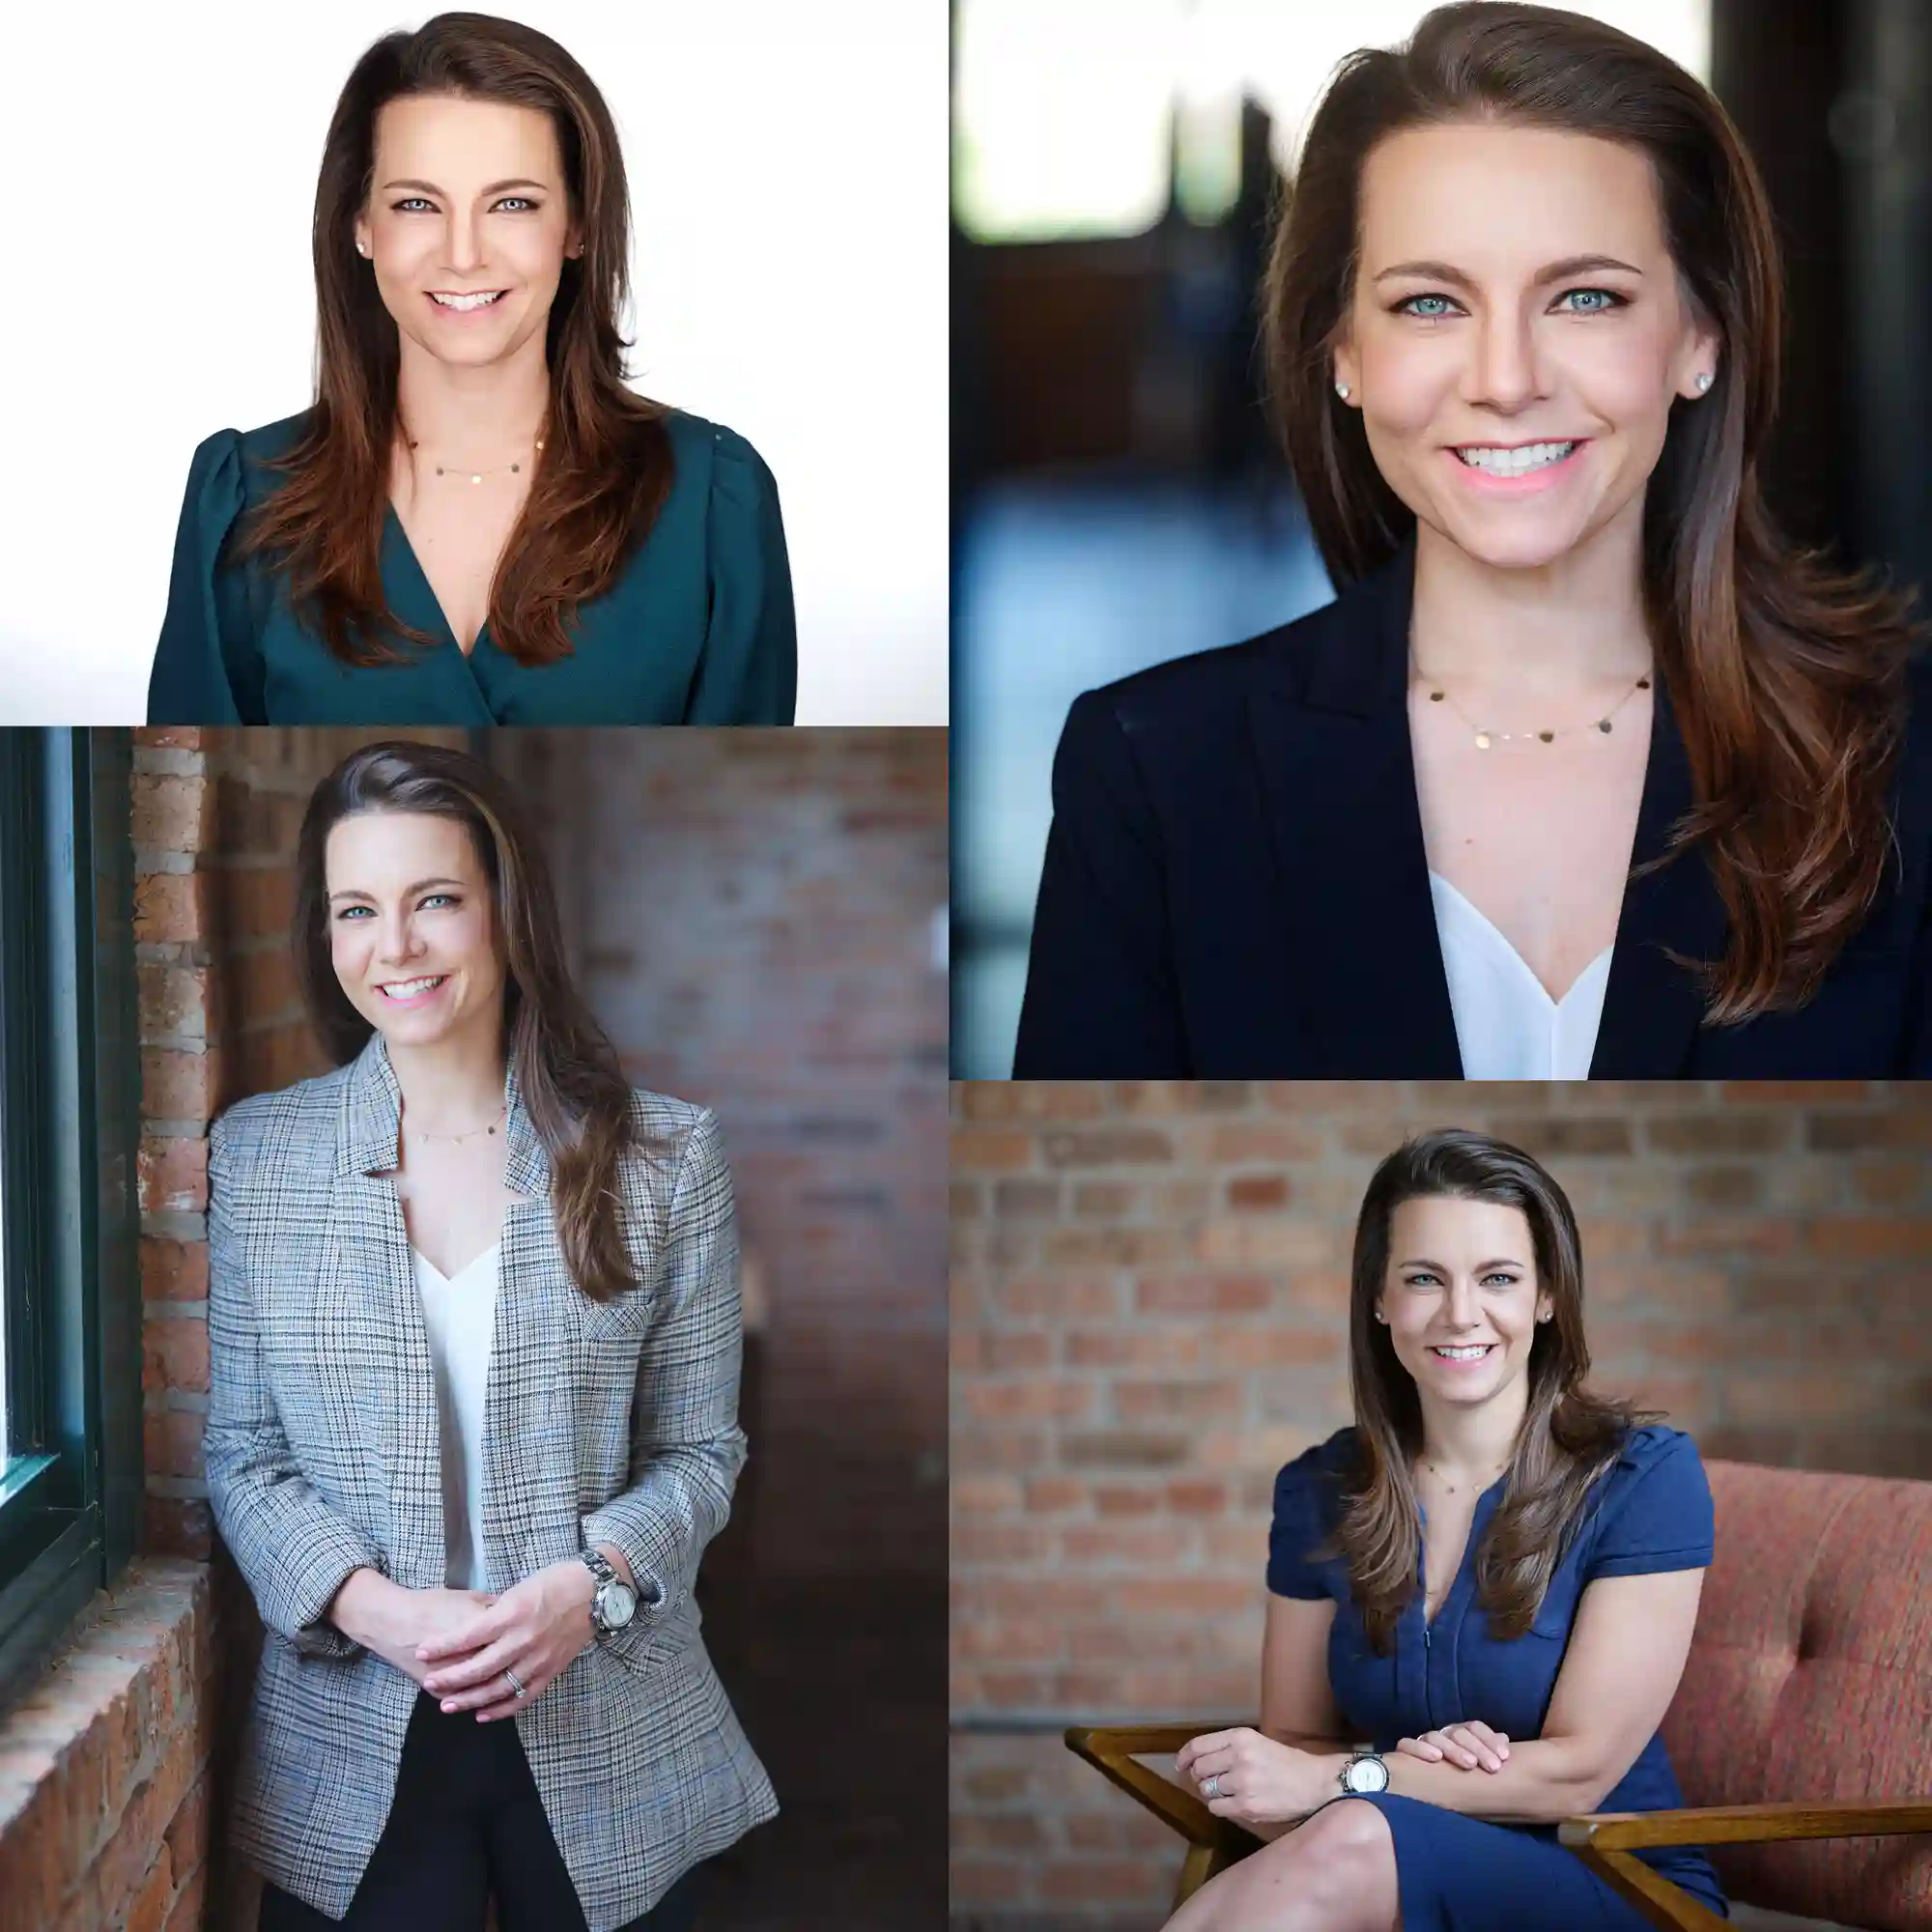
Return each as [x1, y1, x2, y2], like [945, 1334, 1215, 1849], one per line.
[950, 0, 1932, 1075]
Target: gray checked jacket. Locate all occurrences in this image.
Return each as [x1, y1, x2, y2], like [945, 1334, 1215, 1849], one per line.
[204, 1031, 778, 1929]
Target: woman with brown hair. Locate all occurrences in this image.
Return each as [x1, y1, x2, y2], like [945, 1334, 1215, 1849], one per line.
[148, 14, 794, 725]
[204, 741, 776, 1928]
[1166, 1128, 1722, 1930]
[1014, 0, 1931, 1080]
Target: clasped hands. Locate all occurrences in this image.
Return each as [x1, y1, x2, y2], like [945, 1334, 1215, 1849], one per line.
[336, 1556, 609, 1723]
[1177, 1720, 1512, 1831]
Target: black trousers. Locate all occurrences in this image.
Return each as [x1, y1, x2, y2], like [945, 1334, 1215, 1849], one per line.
[259, 1691, 707, 1931]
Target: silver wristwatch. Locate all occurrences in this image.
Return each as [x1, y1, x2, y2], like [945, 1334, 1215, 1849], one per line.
[580, 1548, 639, 1635]
[1339, 1749, 1390, 1796]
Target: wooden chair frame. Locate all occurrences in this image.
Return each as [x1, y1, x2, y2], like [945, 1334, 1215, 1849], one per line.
[1065, 1722, 1932, 1929]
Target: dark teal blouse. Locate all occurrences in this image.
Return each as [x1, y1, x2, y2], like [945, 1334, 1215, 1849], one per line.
[145, 408, 795, 724]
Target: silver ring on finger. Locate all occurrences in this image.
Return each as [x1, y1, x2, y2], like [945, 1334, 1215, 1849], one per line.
[1202, 1774, 1222, 1800]
[503, 1666, 526, 1700]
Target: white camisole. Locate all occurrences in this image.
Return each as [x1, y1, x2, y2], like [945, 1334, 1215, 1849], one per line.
[1429, 872, 1612, 1080]
[410, 1242, 501, 1591]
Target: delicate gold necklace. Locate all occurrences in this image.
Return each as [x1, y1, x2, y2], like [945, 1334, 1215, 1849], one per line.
[1422, 1454, 1510, 1496]
[409, 1106, 506, 1146]
[405, 436, 545, 485]
[1414, 667, 1651, 750]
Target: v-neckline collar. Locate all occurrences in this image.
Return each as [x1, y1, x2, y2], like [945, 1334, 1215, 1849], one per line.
[1429, 870, 1617, 1011]
[1419, 1471, 1509, 1632]
[384, 500, 494, 661]
[1244, 529, 1729, 1077]
[412, 1239, 502, 1289]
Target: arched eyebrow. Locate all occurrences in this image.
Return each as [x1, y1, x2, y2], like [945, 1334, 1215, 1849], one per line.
[1397, 1257, 1529, 1271]
[381, 177, 551, 197]
[1373, 254, 1644, 288]
[327, 875, 469, 904]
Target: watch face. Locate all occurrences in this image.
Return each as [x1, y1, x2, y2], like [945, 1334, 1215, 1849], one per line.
[1347, 1755, 1389, 1794]
[602, 1580, 638, 1629]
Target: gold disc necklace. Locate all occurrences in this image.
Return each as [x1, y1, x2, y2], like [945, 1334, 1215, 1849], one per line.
[1414, 667, 1652, 750]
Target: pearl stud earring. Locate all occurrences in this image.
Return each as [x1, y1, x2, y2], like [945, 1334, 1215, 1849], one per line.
[1695, 371, 1713, 392]
[1335, 382, 1350, 400]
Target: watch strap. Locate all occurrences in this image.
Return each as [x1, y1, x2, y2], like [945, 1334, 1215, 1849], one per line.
[581, 1548, 619, 1633]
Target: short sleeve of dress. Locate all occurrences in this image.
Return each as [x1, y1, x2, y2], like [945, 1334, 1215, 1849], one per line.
[146, 429, 261, 724]
[1266, 1438, 1342, 1600]
[1582, 1426, 1715, 1582]
[689, 425, 798, 725]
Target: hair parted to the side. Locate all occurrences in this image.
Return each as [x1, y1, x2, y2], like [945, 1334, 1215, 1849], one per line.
[293, 740, 660, 1303]
[1264, 0, 1926, 1024]
[233, 11, 673, 671]
[1327, 1128, 1658, 1654]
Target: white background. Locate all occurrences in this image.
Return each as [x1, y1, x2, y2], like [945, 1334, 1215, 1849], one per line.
[0, 0, 948, 724]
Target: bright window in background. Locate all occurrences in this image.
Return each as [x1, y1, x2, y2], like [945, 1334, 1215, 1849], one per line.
[954, 0, 1711, 242]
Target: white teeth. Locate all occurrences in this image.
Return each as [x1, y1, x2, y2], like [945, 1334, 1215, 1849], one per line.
[1432, 1345, 1493, 1360]
[380, 976, 445, 998]
[1457, 440, 1576, 474]
[430, 290, 504, 310]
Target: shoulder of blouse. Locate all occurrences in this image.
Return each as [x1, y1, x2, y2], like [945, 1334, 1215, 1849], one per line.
[660, 409, 779, 515]
[1605, 1420, 1699, 1479]
[219, 410, 320, 506]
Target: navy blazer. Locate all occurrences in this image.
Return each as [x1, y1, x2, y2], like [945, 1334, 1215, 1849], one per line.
[1013, 535, 1932, 1078]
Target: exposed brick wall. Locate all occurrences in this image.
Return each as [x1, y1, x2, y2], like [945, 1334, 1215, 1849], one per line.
[487, 727, 951, 1581]
[0, 726, 468, 1932]
[949, 1079, 1932, 1925]
[4, 725, 947, 1928]
[138, 727, 470, 1565]
[0, 1563, 214, 1932]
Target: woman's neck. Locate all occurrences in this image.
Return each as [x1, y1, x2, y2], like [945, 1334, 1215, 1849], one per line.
[1414, 1382, 1529, 1486]
[394, 330, 552, 462]
[1410, 513, 1654, 699]
[386, 1025, 508, 1139]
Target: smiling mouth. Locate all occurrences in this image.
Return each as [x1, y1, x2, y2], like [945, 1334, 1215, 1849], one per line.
[1430, 1343, 1498, 1361]
[427, 290, 507, 311]
[1450, 440, 1584, 476]
[377, 975, 448, 1000]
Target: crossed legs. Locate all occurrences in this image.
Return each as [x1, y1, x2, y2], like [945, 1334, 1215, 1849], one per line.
[1159, 1800, 1403, 1932]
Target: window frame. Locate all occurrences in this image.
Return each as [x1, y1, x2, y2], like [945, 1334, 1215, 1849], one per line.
[0, 729, 142, 1716]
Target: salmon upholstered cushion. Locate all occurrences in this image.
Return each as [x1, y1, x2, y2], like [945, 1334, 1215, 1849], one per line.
[1657, 1460, 1932, 1929]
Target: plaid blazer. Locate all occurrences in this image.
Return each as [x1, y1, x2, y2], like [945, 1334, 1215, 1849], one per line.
[204, 1032, 778, 1929]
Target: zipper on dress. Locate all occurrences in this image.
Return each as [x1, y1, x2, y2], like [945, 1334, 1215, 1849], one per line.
[1423, 1620, 1433, 1728]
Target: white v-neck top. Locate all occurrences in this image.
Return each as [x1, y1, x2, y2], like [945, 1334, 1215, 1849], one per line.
[1429, 872, 1612, 1080]
[410, 1242, 501, 1591]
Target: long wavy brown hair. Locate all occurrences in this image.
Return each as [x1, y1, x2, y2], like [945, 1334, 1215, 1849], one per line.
[1264, 1, 1925, 1023]
[293, 740, 657, 1302]
[1327, 1129, 1656, 1653]
[233, 12, 673, 670]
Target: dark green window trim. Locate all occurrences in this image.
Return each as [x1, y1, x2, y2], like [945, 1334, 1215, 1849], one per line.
[0, 729, 142, 1718]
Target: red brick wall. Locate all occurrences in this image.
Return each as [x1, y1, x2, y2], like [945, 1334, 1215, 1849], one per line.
[487, 728, 951, 1580]
[140, 725, 470, 1567]
[0, 1565, 214, 1932]
[0, 726, 469, 1932]
[949, 1079, 1932, 1924]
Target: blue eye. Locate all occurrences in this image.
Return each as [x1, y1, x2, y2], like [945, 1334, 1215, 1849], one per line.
[1556, 288, 1624, 314]
[390, 196, 539, 214]
[1393, 287, 1629, 321]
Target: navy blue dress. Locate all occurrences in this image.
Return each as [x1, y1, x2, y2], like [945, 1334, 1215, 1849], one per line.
[1267, 1424, 1727, 1926]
